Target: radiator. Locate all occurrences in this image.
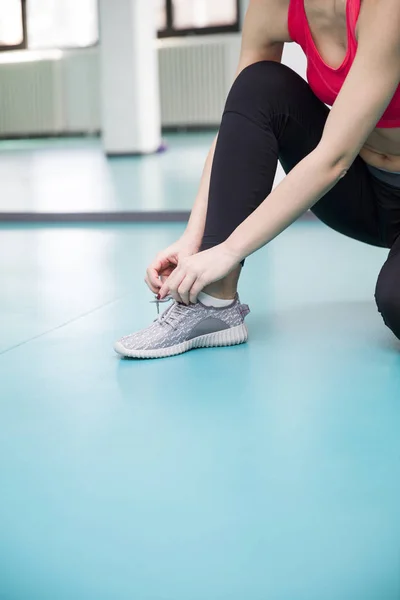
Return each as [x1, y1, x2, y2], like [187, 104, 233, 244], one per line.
[0, 53, 64, 136]
[158, 35, 240, 127]
[0, 48, 100, 137]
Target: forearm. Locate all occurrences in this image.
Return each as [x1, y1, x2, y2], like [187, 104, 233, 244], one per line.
[183, 135, 218, 245]
[225, 150, 347, 261]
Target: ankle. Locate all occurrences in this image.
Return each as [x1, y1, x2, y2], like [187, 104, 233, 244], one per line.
[203, 265, 241, 300]
[203, 286, 236, 300]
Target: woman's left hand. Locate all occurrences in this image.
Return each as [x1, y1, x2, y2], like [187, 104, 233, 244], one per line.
[159, 243, 241, 305]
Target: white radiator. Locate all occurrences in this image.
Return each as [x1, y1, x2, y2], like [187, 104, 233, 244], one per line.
[0, 48, 100, 137]
[158, 35, 240, 127]
[0, 52, 64, 136]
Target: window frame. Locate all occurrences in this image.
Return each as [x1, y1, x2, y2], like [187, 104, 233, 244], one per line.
[0, 0, 27, 52]
[158, 0, 241, 39]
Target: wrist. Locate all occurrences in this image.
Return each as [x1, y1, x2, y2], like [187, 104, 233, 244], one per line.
[181, 229, 202, 249]
[222, 236, 246, 264]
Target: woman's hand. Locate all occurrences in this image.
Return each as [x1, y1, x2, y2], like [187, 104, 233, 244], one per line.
[159, 243, 241, 305]
[145, 235, 200, 295]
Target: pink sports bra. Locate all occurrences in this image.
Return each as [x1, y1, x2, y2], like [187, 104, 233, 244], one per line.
[288, 0, 400, 128]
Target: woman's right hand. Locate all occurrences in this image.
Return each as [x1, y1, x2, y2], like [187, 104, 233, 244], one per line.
[145, 234, 201, 295]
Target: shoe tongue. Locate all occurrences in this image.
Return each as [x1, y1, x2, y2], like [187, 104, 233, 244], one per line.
[157, 300, 184, 326]
[159, 301, 176, 319]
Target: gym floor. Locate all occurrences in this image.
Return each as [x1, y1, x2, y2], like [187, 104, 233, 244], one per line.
[1, 135, 400, 600]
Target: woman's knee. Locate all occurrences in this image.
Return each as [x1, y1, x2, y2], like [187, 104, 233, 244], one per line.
[375, 275, 400, 340]
[225, 61, 307, 116]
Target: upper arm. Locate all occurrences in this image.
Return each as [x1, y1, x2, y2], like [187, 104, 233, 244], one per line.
[237, 0, 291, 74]
[317, 0, 400, 169]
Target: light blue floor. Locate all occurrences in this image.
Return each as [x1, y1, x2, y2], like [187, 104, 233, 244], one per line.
[1, 221, 400, 600]
[0, 133, 288, 215]
[0, 134, 219, 214]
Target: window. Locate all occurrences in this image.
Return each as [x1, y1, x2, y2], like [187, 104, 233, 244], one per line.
[0, 0, 98, 51]
[158, 0, 240, 38]
[156, 0, 168, 31]
[0, 0, 25, 50]
[27, 0, 98, 49]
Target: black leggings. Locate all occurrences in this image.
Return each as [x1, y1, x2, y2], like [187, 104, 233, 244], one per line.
[200, 61, 400, 341]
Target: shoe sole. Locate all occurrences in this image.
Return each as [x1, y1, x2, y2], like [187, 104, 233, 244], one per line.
[114, 323, 248, 359]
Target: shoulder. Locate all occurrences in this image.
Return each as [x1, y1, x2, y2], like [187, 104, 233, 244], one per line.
[356, 0, 400, 42]
[246, 0, 292, 43]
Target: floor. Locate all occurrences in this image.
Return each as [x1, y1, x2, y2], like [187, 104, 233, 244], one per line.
[1, 216, 400, 600]
[0, 134, 217, 215]
[0, 133, 288, 217]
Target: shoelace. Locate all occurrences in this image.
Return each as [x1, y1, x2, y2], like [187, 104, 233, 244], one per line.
[150, 295, 173, 316]
[150, 296, 192, 328]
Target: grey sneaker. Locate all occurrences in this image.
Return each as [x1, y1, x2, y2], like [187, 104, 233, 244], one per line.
[114, 294, 250, 359]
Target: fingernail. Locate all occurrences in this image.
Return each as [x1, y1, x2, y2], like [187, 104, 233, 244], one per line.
[157, 294, 161, 300]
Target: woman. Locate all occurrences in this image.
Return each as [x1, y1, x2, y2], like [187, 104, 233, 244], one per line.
[114, 0, 400, 359]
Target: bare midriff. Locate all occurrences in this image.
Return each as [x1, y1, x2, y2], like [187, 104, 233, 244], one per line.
[359, 129, 400, 172]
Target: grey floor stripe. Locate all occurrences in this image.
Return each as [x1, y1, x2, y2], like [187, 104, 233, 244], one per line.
[0, 211, 317, 224]
[0, 211, 191, 223]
